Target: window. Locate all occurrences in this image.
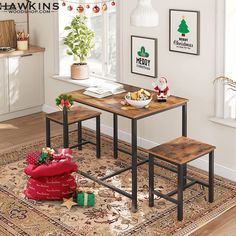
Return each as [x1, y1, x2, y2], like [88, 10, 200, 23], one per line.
[215, 0, 236, 122]
[58, 1, 117, 79]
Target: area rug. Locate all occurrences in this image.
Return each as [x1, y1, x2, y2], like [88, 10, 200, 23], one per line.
[0, 129, 236, 236]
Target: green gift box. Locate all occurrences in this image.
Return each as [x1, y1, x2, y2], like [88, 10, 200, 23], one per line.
[77, 192, 95, 207]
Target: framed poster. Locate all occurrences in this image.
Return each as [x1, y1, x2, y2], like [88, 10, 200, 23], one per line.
[131, 36, 157, 78]
[169, 9, 200, 55]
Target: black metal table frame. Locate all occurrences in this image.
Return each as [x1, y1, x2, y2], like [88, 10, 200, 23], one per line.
[77, 103, 188, 212]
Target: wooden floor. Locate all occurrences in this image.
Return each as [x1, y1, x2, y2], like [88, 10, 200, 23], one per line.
[0, 112, 63, 150]
[0, 112, 236, 235]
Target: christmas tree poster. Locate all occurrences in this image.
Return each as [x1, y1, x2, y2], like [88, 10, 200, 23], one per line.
[169, 10, 200, 55]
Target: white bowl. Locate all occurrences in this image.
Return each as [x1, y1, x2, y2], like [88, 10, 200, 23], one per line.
[125, 96, 152, 108]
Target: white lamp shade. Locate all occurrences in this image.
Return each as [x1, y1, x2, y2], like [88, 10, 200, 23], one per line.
[130, 0, 159, 27]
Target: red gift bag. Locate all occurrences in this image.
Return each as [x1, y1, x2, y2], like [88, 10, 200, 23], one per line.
[24, 148, 78, 201]
[24, 174, 77, 200]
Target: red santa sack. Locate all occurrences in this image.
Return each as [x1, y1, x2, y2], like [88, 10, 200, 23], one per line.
[24, 174, 77, 200]
[24, 149, 78, 200]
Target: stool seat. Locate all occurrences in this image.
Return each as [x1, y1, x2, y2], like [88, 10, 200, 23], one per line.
[148, 137, 216, 165]
[46, 106, 101, 125]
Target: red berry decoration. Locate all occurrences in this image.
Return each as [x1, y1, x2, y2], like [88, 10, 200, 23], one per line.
[86, 4, 90, 9]
[111, 1, 116, 6]
[93, 5, 100, 13]
[62, 1, 66, 6]
[67, 5, 73, 11]
[77, 5, 84, 13]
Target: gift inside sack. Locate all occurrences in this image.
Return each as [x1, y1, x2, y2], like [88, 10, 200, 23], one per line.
[24, 148, 78, 200]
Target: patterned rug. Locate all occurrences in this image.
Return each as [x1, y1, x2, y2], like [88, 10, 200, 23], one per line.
[0, 129, 236, 236]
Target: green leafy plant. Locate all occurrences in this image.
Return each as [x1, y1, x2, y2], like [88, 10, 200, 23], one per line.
[64, 15, 95, 64]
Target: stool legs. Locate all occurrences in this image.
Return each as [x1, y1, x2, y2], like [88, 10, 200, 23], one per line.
[78, 121, 82, 150]
[209, 151, 214, 203]
[46, 117, 51, 147]
[183, 164, 187, 187]
[96, 116, 101, 158]
[177, 165, 184, 221]
[149, 154, 154, 207]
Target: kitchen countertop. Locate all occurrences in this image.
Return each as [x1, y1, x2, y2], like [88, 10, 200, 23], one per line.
[0, 46, 45, 58]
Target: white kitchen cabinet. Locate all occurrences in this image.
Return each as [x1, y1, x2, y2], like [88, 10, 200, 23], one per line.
[0, 58, 9, 115]
[9, 53, 44, 112]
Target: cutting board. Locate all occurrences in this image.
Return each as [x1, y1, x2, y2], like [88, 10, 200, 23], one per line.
[0, 20, 17, 48]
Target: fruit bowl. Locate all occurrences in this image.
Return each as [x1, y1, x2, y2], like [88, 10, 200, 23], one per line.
[125, 96, 152, 108]
[124, 89, 152, 108]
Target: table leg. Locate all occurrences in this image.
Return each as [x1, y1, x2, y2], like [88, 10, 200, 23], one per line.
[149, 154, 154, 207]
[46, 117, 51, 147]
[131, 119, 138, 212]
[182, 104, 187, 185]
[96, 116, 101, 159]
[209, 151, 214, 203]
[78, 121, 82, 150]
[177, 164, 184, 221]
[182, 104, 187, 137]
[113, 114, 118, 159]
[63, 107, 69, 148]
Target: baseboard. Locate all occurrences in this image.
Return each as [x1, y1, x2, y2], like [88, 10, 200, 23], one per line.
[43, 104, 236, 182]
[0, 106, 43, 122]
[42, 104, 58, 113]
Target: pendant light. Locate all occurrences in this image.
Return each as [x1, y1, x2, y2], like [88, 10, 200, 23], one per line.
[130, 0, 159, 27]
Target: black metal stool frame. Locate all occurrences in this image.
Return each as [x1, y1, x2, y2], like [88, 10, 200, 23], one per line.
[46, 107, 101, 158]
[149, 151, 214, 221]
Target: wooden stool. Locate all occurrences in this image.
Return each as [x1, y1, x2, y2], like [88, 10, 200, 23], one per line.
[46, 106, 101, 158]
[148, 137, 216, 221]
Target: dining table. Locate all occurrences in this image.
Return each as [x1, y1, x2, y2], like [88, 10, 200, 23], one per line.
[65, 84, 189, 212]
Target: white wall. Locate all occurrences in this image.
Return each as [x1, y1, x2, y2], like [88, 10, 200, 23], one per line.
[30, 0, 236, 181]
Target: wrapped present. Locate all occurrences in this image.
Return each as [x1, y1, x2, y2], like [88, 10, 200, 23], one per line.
[24, 174, 77, 200]
[77, 192, 95, 207]
[26, 148, 55, 165]
[24, 148, 78, 201]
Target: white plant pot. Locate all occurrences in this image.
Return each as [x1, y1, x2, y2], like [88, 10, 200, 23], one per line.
[71, 63, 89, 80]
[17, 40, 28, 51]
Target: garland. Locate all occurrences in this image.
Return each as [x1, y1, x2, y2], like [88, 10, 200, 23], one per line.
[60, 0, 116, 13]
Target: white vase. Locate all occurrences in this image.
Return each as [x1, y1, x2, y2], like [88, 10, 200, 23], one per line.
[17, 40, 28, 51]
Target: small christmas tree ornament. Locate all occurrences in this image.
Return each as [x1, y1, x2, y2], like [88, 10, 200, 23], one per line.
[86, 4, 90, 9]
[67, 5, 73, 11]
[152, 77, 170, 102]
[77, 5, 84, 13]
[93, 5, 100, 13]
[102, 3, 108, 12]
[62, 1, 66, 6]
[111, 1, 116, 6]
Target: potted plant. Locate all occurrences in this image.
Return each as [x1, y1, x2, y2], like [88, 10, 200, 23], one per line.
[64, 16, 95, 80]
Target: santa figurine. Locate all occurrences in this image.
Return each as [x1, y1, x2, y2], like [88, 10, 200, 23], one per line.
[152, 77, 170, 102]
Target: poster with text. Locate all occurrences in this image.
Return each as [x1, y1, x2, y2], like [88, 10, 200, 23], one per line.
[169, 10, 200, 55]
[131, 36, 157, 78]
